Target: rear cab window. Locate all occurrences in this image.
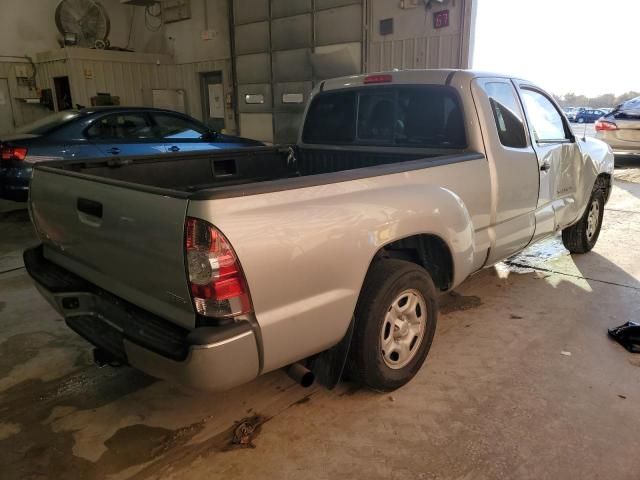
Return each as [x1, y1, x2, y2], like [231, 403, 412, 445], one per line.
[302, 85, 467, 149]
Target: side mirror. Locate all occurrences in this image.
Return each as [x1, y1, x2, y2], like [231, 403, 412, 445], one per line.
[202, 130, 217, 141]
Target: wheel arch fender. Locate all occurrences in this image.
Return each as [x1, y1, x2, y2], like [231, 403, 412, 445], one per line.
[359, 184, 476, 293]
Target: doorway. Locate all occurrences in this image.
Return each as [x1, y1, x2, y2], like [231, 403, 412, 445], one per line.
[54, 76, 73, 111]
[0, 79, 15, 134]
[200, 71, 225, 132]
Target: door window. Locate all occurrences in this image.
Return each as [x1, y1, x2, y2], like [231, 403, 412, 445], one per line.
[86, 113, 155, 140]
[520, 89, 568, 142]
[153, 114, 209, 140]
[481, 82, 527, 148]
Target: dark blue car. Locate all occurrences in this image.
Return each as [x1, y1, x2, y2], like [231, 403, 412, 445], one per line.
[574, 109, 606, 124]
[0, 107, 263, 201]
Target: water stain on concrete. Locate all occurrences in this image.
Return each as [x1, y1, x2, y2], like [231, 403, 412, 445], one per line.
[0, 366, 169, 480]
[500, 236, 569, 274]
[293, 395, 312, 406]
[123, 415, 269, 480]
[99, 419, 208, 471]
[440, 291, 482, 314]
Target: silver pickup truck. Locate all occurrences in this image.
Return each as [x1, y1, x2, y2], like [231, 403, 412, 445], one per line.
[25, 70, 614, 392]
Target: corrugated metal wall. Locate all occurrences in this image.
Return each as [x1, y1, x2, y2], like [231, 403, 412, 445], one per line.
[367, 0, 473, 72]
[0, 60, 53, 129]
[13, 49, 237, 134]
[368, 34, 462, 71]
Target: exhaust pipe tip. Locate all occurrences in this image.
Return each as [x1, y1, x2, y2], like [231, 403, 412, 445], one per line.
[286, 363, 315, 388]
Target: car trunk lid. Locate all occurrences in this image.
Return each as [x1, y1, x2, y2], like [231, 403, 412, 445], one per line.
[613, 111, 640, 143]
[29, 167, 196, 329]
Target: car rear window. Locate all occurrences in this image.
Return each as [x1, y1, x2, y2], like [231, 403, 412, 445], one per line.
[614, 97, 640, 120]
[15, 111, 80, 135]
[302, 85, 467, 149]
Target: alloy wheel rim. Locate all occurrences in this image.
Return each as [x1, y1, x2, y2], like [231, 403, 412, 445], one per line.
[586, 199, 600, 240]
[381, 289, 427, 369]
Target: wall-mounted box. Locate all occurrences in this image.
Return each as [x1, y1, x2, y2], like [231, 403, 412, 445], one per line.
[162, 0, 191, 24]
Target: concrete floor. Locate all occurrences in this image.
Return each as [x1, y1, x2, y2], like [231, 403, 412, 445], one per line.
[1, 166, 640, 479]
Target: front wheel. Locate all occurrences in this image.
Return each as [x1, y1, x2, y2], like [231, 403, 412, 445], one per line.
[348, 259, 438, 392]
[577, 118, 585, 124]
[562, 188, 605, 254]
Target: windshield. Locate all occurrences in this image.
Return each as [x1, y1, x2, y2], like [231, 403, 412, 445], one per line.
[302, 85, 467, 149]
[16, 110, 80, 135]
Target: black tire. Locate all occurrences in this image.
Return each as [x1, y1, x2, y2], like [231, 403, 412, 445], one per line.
[577, 118, 585, 124]
[562, 188, 605, 254]
[348, 259, 438, 392]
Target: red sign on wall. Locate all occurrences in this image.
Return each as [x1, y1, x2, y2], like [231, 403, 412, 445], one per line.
[434, 10, 450, 29]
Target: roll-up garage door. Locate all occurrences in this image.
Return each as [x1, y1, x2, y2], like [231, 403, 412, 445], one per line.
[232, 0, 363, 143]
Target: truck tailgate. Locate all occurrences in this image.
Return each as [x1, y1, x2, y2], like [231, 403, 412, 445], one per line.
[29, 168, 195, 329]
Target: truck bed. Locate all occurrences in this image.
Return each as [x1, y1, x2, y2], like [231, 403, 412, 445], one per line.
[39, 145, 468, 199]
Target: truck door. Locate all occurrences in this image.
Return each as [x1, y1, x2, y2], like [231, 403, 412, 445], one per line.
[471, 79, 539, 264]
[514, 83, 582, 239]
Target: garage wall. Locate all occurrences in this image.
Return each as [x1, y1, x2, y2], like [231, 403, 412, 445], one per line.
[367, 0, 476, 71]
[0, 61, 49, 130]
[32, 48, 237, 133]
[232, 0, 364, 143]
[0, 0, 165, 57]
[164, 0, 231, 64]
[0, 0, 168, 131]
[175, 59, 236, 131]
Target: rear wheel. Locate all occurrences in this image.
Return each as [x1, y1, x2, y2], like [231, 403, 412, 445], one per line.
[348, 259, 438, 392]
[562, 188, 605, 254]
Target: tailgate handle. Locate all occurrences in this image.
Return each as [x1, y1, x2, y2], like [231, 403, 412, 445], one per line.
[77, 198, 103, 218]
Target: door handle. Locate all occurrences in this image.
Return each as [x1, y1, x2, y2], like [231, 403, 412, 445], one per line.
[168, 145, 180, 152]
[77, 198, 103, 218]
[108, 147, 120, 155]
[540, 160, 551, 172]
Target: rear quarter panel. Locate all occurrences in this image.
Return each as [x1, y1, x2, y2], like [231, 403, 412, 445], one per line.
[188, 157, 491, 373]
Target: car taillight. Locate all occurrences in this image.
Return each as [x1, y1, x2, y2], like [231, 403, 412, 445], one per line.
[595, 120, 618, 132]
[185, 217, 253, 319]
[1, 145, 28, 161]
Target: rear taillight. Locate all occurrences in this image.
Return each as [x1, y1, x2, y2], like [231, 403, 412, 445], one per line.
[595, 120, 618, 132]
[185, 217, 253, 319]
[1, 146, 28, 161]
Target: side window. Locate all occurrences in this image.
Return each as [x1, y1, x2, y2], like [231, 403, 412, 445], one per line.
[520, 89, 568, 142]
[153, 114, 208, 140]
[86, 113, 154, 140]
[481, 82, 527, 148]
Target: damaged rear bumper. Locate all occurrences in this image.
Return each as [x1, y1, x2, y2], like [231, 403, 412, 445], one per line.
[23, 245, 260, 391]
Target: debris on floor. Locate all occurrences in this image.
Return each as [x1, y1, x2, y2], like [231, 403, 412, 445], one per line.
[560, 351, 572, 357]
[608, 321, 640, 353]
[231, 415, 264, 449]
